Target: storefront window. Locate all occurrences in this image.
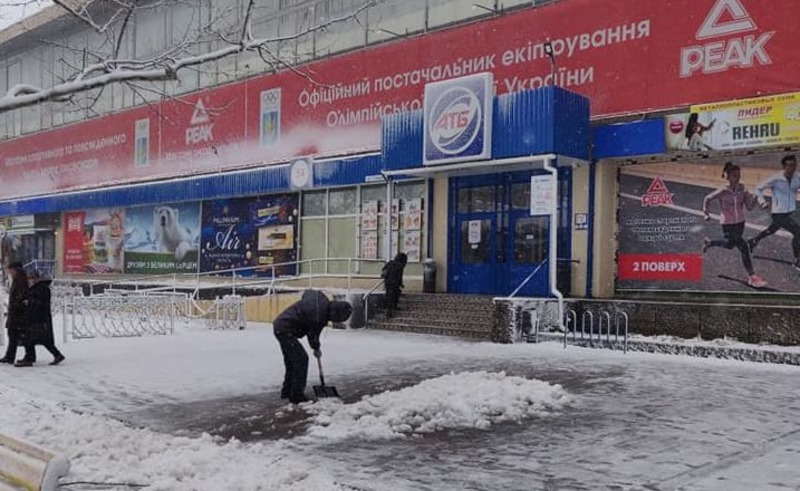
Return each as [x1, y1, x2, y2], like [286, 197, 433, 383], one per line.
[514, 217, 549, 264]
[458, 186, 495, 213]
[461, 219, 491, 264]
[511, 183, 531, 210]
[300, 180, 427, 278]
[329, 188, 357, 215]
[303, 190, 327, 216]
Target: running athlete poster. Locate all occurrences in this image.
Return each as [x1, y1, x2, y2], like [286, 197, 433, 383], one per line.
[617, 154, 800, 293]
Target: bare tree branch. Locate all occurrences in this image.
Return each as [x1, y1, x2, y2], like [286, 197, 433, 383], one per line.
[0, 0, 379, 114]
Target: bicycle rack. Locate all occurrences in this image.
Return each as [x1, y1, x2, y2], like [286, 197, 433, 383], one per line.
[564, 309, 577, 348]
[582, 310, 594, 346]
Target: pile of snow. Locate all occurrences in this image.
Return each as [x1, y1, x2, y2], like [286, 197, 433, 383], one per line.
[304, 371, 570, 441]
[0, 386, 344, 491]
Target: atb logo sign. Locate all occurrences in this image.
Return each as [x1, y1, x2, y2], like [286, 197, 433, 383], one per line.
[641, 177, 674, 207]
[423, 73, 493, 166]
[186, 98, 214, 145]
[681, 0, 773, 78]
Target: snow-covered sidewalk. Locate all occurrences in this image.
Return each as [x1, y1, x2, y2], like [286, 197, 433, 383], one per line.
[1, 326, 799, 490]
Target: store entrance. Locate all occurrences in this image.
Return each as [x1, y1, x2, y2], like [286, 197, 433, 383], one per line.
[448, 171, 552, 296]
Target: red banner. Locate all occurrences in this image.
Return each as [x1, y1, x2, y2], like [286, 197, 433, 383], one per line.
[1, 0, 798, 198]
[618, 254, 704, 282]
[62, 211, 86, 274]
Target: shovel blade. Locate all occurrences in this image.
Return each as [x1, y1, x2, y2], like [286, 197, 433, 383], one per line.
[313, 385, 340, 398]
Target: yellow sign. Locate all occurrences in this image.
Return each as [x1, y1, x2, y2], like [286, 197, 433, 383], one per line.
[686, 92, 800, 151]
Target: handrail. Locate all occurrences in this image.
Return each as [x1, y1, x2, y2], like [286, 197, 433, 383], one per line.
[502, 259, 548, 300]
[361, 279, 386, 326]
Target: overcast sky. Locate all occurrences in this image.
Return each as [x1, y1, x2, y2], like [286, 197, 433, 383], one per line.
[0, 1, 52, 31]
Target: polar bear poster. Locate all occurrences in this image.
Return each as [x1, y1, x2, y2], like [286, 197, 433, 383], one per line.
[124, 202, 201, 274]
[153, 206, 194, 260]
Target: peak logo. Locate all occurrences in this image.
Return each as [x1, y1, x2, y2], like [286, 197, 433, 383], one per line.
[641, 177, 674, 207]
[186, 99, 214, 145]
[680, 0, 773, 78]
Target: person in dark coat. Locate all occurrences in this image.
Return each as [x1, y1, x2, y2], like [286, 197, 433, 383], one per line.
[0, 262, 28, 365]
[381, 252, 407, 318]
[273, 289, 352, 403]
[15, 270, 64, 367]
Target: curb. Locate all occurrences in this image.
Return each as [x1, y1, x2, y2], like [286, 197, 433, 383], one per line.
[535, 333, 800, 366]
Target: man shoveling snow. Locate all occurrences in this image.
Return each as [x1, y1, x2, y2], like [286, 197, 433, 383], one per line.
[273, 290, 352, 404]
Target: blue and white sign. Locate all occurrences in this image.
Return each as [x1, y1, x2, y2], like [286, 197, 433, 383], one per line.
[423, 73, 493, 166]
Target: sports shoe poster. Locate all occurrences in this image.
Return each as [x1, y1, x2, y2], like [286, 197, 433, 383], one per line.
[617, 155, 800, 293]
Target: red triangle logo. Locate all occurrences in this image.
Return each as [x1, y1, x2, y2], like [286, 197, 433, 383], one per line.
[646, 177, 669, 194]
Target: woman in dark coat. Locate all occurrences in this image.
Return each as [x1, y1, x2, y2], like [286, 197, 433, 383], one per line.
[0, 262, 29, 364]
[16, 270, 64, 367]
[381, 252, 407, 318]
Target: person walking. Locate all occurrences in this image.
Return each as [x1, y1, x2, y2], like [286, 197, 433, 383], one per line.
[0, 262, 29, 365]
[702, 162, 766, 288]
[15, 270, 64, 367]
[748, 154, 800, 270]
[381, 252, 407, 318]
[272, 289, 352, 404]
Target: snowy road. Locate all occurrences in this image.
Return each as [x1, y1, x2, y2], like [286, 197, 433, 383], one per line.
[1, 326, 799, 490]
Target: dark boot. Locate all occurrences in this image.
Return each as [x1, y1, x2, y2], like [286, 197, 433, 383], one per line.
[50, 355, 65, 366]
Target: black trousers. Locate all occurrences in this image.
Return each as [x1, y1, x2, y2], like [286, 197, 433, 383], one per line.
[274, 331, 308, 402]
[2, 328, 20, 361]
[21, 340, 63, 363]
[751, 213, 800, 261]
[385, 283, 401, 316]
[1, 329, 33, 362]
[709, 222, 754, 275]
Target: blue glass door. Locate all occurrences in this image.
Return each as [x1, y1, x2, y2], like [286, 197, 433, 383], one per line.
[449, 171, 562, 296]
[450, 182, 498, 294]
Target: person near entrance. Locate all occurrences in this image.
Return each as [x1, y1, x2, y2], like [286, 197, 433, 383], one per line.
[0, 262, 29, 365]
[15, 270, 65, 367]
[272, 289, 352, 404]
[702, 162, 766, 288]
[749, 155, 800, 271]
[381, 252, 407, 318]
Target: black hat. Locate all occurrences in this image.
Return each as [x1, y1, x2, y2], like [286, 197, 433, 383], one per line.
[7, 261, 23, 270]
[329, 301, 353, 323]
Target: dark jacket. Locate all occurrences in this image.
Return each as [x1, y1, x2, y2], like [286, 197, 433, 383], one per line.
[24, 279, 55, 345]
[381, 253, 408, 288]
[273, 290, 332, 350]
[5, 276, 28, 332]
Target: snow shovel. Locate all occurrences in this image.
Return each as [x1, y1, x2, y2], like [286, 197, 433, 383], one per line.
[313, 355, 340, 398]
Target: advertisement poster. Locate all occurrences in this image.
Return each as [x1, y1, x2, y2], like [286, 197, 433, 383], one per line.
[250, 193, 299, 276]
[124, 202, 201, 274]
[62, 208, 125, 274]
[362, 201, 379, 231]
[391, 199, 400, 231]
[403, 198, 422, 231]
[403, 230, 421, 263]
[200, 199, 257, 275]
[361, 232, 378, 260]
[63, 212, 86, 274]
[617, 155, 800, 293]
[666, 93, 800, 152]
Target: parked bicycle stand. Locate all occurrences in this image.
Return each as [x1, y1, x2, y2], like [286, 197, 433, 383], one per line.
[564, 309, 628, 353]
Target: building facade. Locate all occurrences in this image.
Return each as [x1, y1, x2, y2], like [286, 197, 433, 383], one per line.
[1, 0, 799, 304]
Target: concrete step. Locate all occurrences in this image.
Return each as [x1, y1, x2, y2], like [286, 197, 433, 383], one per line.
[367, 321, 491, 340]
[372, 315, 493, 329]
